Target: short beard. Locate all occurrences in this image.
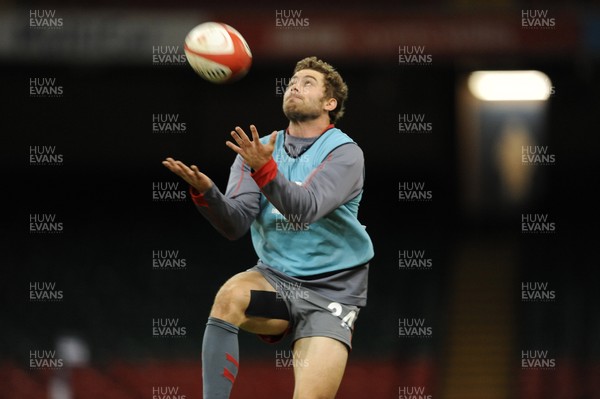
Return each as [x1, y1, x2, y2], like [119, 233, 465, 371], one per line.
[283, 104, 321, 123]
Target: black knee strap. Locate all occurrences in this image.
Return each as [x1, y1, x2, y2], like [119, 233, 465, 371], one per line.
[245, 290, 290, 321]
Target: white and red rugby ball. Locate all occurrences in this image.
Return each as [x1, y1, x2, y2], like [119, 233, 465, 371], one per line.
[184, 22, 252, 84]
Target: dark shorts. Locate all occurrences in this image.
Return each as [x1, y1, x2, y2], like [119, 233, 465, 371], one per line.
[249, 265, 361, 350]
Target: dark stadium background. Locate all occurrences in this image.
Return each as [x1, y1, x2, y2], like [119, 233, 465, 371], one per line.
[1, 1, 599, 398]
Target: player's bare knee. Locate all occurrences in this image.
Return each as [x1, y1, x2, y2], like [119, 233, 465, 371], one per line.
[209, 282, 251, 323]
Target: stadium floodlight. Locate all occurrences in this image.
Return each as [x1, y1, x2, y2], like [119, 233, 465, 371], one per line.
[468, 70, 552, 101]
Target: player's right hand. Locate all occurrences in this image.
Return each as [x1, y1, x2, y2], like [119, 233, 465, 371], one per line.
[162, 157, 213, 194]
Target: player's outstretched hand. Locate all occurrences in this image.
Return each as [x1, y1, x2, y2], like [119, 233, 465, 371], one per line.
[162, 158, 213, 194]
[226, 125, 277, 171]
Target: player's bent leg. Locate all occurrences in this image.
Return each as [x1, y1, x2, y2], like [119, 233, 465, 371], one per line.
[202, 270, 289, 399]
[209, 270, 289, 334]
[292, 336, 349, 399]
[210, 270, 270, 325]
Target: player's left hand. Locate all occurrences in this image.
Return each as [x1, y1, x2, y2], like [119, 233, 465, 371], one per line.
[226, 125, 277, 171]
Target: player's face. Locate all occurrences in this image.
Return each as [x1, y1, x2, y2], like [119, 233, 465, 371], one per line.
[283, 69, 331, 123]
